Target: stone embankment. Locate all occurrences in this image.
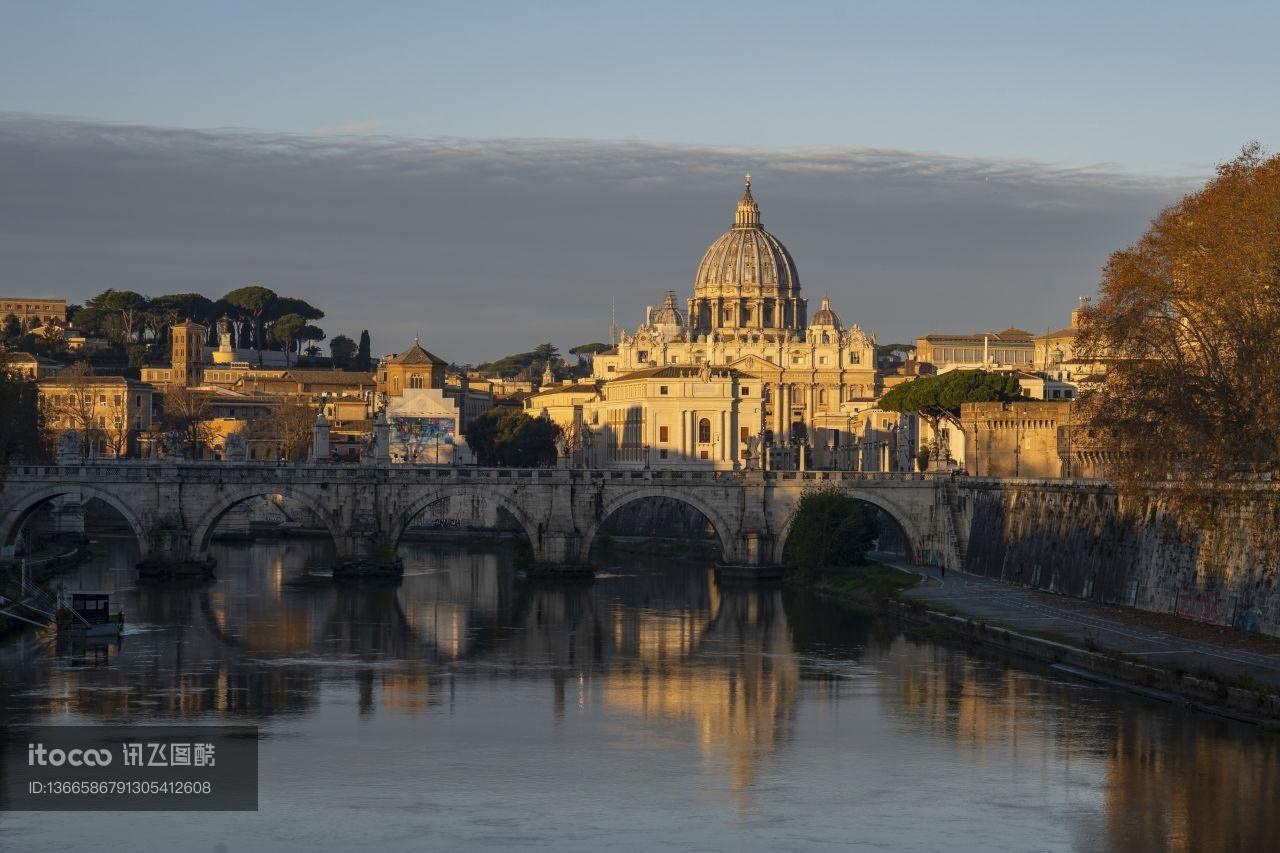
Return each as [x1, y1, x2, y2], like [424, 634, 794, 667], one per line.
[956, 479, 1280, 638]
[890, 562, 1280, 726]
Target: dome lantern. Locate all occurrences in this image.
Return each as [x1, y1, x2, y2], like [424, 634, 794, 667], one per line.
[734, 174, 761, 228]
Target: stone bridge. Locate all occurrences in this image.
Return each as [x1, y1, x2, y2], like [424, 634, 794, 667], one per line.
[0, 462, 961, 578]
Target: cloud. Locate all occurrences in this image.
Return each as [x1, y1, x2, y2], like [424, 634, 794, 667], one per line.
[315, 121, 381, 136]
[0, 114, 1197, 362]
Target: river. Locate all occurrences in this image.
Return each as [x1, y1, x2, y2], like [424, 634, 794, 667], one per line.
[1, 537, 1276, 852]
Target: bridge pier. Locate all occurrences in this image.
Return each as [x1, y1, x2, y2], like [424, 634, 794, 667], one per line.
[333, 534, 404, 580]
[528, 532, 593, 579]
[330, 507, 404, 581]
[715, 532, 787, 584]
[47, 494, 87, 544]
[137, 526, 215, 581]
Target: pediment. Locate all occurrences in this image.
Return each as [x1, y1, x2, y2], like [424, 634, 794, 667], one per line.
[724, 354, 784, 376]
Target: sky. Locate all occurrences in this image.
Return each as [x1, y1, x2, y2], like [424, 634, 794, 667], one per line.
[2, 1, 1274, 361]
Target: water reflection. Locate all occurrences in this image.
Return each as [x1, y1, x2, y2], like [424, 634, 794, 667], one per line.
[1, 538, 1277, 851]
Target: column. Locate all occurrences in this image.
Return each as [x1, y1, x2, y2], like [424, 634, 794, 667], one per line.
[774, 382, 785, 440]
[719, 411, 727, 462]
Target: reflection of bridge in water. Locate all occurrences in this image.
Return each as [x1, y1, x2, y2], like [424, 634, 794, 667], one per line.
[7, 542, 806, 791]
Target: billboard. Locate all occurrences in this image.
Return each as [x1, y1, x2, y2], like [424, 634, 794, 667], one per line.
[393, 416, 456, 444]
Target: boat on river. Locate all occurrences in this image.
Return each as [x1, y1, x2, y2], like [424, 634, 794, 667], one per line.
[58, 592, 124, 639]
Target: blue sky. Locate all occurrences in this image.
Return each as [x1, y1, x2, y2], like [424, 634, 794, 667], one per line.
[4, 0, 1276, 172]
[0, 3, 1273, 359]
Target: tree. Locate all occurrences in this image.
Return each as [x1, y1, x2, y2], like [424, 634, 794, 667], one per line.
[272, 313, 307, 366]
[1076, 144, 1280, 495]
[480, 350, 540, 378]
[159, 388, 214, 458]
[356, 330, 372, 371]
[781, 486, 879, 574]
[464, 408, 561, 467]
[78, 289, 150, 347]
[568, 342, 611, 378]
[2, 313, 21, 343]
[0, 369, 49, 462]
[329, 335, 357, 369]
[41, 362, 100, 458]
[270, 400, 319, 461]
[296, 324, 325, 356]
[533, 343, 560, 363]
[878, 369, 1023, 463]
[149, 293, 216, 345]
[222, 285, 278, 365]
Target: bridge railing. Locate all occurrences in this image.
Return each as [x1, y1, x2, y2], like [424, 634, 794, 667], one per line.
[4, 460, 940, 485]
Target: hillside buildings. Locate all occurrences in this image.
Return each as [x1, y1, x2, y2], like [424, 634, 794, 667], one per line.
[0, 297, 67, 328]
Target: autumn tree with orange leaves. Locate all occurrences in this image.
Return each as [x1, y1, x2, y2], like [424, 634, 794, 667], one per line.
[1076, 144, 1280, 494]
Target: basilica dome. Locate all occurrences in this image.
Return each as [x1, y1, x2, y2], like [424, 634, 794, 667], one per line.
[810, 295, 842, 330]
[690, 177, 806, 334]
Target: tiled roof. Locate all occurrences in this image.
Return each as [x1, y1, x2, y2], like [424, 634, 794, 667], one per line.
[387, 343, 446, 366]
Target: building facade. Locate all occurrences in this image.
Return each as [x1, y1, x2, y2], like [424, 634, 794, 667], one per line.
[0, 297, 67, 328]
[38, 375, 155, 458]
[959, 400, 1076, 478]
[582, 179, 886, 469]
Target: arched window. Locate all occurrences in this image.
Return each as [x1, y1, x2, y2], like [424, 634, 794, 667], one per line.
[392, 377, 400, 392]
[698, 418, 711, 443]
[409, 373, 423, 389]
[818, 388, 827, 405]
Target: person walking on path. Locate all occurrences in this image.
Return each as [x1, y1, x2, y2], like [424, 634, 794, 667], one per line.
[940, 563, 946, 581]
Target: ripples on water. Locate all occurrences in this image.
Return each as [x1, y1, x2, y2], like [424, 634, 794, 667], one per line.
[1, 537, 1277, 852]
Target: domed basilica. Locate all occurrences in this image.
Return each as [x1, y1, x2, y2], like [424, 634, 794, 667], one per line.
[532, 178, 902, 470]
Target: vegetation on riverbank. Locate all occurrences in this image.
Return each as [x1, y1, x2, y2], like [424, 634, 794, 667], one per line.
[786, 561, 919, 608]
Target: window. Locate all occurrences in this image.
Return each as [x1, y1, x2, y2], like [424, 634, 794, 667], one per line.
[818, 389, 827, 405]
[740, 426, 749, 443]
[791, 355, 802, 364]
[607, 366, 615, 373]
[849, 352, 860, 364]
[700, 450, 709, 459]
[98, 394, 106, 404]
[637, 351, 648, 362]
[392, 377, 400, 392]
[659, 426, 669, 442]
[819, 356, 828, 364]
[698, 418, 711, 443]
[741, 386, 749, 395]
[659, 385, 668, 395]
[659, 449, 668, 459]
[113, 395, 122, 406]
[409, 373, 423, 389]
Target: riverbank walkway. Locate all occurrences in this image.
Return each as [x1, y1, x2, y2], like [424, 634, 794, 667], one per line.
[879, 557, 1280, 691]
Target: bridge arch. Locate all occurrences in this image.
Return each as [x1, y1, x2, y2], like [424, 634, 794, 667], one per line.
[0, 483, 150, 560]
[580, 486, 737, 563]
[772, 488, 922, 565]
[391, 485, 542, 551]
[189, 485, 345, 557]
